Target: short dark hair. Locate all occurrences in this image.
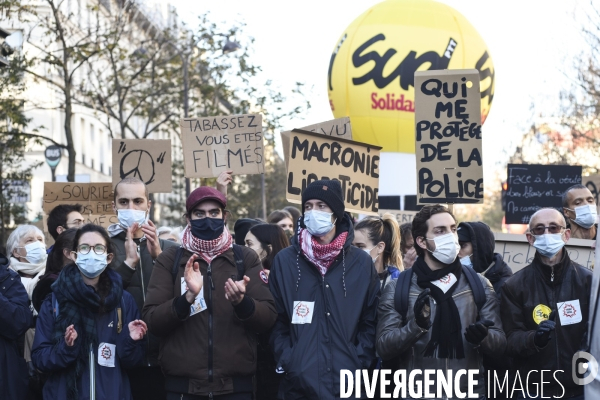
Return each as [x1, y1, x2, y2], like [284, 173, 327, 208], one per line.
[248, 224, 290, 270]
[46, 228, 78, 275]
[114, 177, 149, 202]
[411, 204, 456, 257]
[562, 184, 589, 208]
[47, 204, 83, 240]
[72, 224, 114, 255]
[400, 222, 413, 255]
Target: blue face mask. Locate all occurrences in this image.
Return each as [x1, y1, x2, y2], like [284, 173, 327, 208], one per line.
[117, 209, 147, 229]
[533, 233, 565, 258]
[20, 241, 48, 264]
[303, 210, 336, 237]
[460, 254, 473, 268]
[75, 252, 108, 279]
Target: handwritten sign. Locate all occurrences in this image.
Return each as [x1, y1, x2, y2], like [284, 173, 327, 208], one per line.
[180, 114, 264, 178]
[42, 182, 116, 230]
[378, 209, 418, 224]
[112, 139, 172, 193]
[494, 233, 594, 272]
[414, 69, 483, 204]
[286, 129, 381, 215]
[281, 117, 352, 169]
[583, 175, 600, 213]
[505, 164, 582, 224]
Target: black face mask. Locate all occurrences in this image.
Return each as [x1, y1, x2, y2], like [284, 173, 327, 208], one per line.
[190, 218, 225, 241]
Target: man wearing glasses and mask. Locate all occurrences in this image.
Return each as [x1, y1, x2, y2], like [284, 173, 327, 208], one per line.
[501, 208, 592, 400]
[562, 184, 597, 240]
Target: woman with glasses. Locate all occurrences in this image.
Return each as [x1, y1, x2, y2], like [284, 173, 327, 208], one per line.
[32, 224, 147, 400]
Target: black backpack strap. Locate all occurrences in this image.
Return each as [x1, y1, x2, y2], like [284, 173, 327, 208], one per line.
[394, 269, 414, 325]
[462, 265, 486, 314]
[232, 244, 245, 281]
[171, 247, 185, 284]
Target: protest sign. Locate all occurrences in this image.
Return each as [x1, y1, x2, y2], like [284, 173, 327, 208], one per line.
[414, 69, 483, 205]
[504, 164, 582, 224]
[286, 129, 381, 215]
[378, 209, 418, 224]
[494, 233, 594, 272]
[180, 114, 264, 178]
[281, 117, 352, 168]
[42, 182, 116, 230]
[583, 175, 600, 213]
[112, 139, 172, 193]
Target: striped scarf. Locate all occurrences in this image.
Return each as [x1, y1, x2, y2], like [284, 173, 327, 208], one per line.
[299, 228, 347, 276]
[181, 225, 233, 264]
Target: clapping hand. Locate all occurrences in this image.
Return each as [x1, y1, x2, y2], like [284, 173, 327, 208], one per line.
[128, 320, 148, 341]
[224, 276, 250, 305]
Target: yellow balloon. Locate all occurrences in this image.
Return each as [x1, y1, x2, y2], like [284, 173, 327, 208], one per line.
[328, 0, 495, 153]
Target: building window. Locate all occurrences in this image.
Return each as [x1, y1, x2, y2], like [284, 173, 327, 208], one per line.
[82, 154, 85, 165]
[100, 162, 104, 174]
[91, 159, 94, 170]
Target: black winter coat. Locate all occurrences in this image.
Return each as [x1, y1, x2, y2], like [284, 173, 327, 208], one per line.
[0, 254, 33, 399]
[269, 215, 380, 400]
[501, 251, 592, 398]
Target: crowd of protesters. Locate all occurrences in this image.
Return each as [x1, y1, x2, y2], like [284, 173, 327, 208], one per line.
[0, 176, 599, 400]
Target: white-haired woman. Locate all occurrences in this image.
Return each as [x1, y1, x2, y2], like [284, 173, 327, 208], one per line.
[157, 226, 182, 244]
[7, 224, 47, 303]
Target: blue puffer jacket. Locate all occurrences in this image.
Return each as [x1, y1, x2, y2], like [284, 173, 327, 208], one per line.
[0, 254, 32, 399]
[269, 214, 380, 399]
[32, 289, 145, 400]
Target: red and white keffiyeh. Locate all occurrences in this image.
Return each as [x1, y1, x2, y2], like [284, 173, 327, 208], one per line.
[299, 228, 347, 276]
[181, 225, 233, 264]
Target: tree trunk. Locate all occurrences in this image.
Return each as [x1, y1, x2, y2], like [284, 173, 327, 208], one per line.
[64, 86, 76, 182]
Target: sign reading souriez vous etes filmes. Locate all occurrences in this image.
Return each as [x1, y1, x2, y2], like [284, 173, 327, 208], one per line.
[414, 69, 483, 204]
[285, 129, 381, 215]
[180, 114, 264, 178]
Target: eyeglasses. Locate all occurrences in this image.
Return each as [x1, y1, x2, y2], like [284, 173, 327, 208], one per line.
[77, 244, 107, 255]
[67, 219, 85, 228]
[529, 225, 565, 235]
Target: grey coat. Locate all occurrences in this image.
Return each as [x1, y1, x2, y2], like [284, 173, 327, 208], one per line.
[376, 270, 506, 400]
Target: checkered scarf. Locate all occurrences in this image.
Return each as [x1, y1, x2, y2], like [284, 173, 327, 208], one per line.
[51, 265, 123, 400]
[299, 228, 347, 276]
[181, 224, 233, 264]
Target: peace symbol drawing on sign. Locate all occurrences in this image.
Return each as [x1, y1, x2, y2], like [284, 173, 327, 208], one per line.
[119, 149, 156, 185]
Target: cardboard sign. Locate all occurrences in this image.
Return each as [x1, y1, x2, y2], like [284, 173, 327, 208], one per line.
[494, 233, 594, 273]
[281, 117, 352, 168]
[42, 182, 116, 230]
[378, 209, 418, 224]
[414, 69, 483, 204]
[180, 114, 264, 178]
[583, 175, 600, 213]
[285, 129, 381, 215]
[112, 139, 172, 193]
[505, 164, 582, 224]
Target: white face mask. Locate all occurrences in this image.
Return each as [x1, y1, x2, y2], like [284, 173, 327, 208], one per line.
[567, 204, 597, 229]
[75, 252, 108, 279]
[19, 241, 48, 264]
[425, 232, 459, 265]
[533, 233, 565, 258]
[117, 209, 147, 229]
[363, 246, 380, 263]
[304, 210, 336, 237]
[460, 254, 473, 268]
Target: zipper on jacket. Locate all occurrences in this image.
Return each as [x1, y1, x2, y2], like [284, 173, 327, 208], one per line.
[207, 262, 214, 384]
[137, 244, 146, 303]
[550, 266, 554, 282]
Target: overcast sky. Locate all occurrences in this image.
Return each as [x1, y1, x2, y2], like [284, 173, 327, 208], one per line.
[158, 0, 588, 183]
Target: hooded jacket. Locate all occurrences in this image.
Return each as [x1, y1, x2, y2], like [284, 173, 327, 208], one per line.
[501, 250, 592, 398]
[376, 256, 506, 400]
[142, 244, 277, 397]
[0, 254, 32, 399]
[269, 214, 380, 399]
[31, 284, 145, 400]
[457, 222, 513, 297]
[109, 230, 178, 366]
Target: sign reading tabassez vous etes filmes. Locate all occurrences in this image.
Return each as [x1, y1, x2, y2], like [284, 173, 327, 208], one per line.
[285, 129, 381, 215]
[414, 69, 483, 205]
[180, 114, 264, 178]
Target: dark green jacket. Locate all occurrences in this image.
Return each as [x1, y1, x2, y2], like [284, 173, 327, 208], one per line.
[109, 230, 178, 366]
